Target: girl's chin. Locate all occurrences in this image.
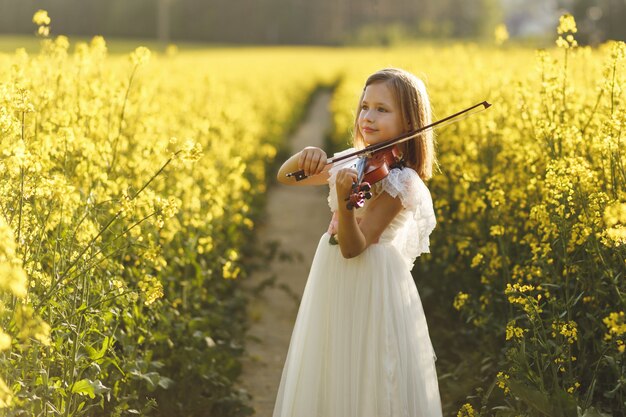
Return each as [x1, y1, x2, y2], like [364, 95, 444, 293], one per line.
[363, 137, 384, 146]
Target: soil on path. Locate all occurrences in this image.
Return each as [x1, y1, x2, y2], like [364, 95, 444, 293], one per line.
[238, 91, 333, 416]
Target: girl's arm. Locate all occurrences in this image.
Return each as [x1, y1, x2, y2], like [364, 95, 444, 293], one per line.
[335, 168, 403, 258]
[276, 146, 330, 186]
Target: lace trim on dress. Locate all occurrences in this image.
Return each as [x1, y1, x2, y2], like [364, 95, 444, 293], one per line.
[374, 167, 437, 268]
[326, 149, 436, 268]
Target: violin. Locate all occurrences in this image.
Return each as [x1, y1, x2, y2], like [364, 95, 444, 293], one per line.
[345, 146, 403, 209]
[287, 101, 492, 210]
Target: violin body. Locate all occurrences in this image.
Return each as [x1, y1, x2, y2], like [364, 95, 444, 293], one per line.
[346, 147, 403, 210]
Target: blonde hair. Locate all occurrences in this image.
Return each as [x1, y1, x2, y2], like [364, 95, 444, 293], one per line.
[353, 68, 437, 181]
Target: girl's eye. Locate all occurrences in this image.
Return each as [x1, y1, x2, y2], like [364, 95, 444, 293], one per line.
[377, 107, 387, 112]
[361, 105, 369, 110]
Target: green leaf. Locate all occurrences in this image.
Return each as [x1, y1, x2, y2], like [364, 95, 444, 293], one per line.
[71, 379, 95, 399]
[70, 378, 108, 400]
[552, 387, 578, 417]
[85, 336, 112, 361]
[157, 376, 175, 390]
[507, 379, 552, 416]
[579, 406, 612, 417]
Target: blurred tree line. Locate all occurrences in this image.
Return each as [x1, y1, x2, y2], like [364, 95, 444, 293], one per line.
[0, 0, 501, 45]
[0, 0, 623, 46]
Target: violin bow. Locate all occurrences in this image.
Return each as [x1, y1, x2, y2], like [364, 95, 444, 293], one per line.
[287, 100, 492, 181]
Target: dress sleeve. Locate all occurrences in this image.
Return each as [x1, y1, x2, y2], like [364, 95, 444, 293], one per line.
[327, 148, 357, 212]
[379, 167, 437, 267]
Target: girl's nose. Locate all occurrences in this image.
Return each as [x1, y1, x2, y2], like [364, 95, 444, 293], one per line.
[362, 110, 374, 122]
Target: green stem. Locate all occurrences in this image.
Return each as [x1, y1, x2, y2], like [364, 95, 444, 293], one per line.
[17, 110, 25, 249]
[39, 151, 180, 306]
[562, 48, 568, 120]
[580, 87, 604, 136]
[51, 289, 135, 328]
[108, 64, 139, 175]
[610, 59, 616, 115]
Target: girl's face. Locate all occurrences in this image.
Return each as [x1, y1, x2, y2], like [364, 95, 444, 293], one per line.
[358, 81, 404, 146]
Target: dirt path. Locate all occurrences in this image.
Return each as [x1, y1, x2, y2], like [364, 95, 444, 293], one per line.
[238, 91, 333, 416]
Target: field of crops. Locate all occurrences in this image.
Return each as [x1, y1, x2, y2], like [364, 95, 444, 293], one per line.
[1, 12, 624, 417]
[329, 31, 626, 416]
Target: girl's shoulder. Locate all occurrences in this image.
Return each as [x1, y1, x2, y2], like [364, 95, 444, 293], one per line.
[378, 166, 431, 211]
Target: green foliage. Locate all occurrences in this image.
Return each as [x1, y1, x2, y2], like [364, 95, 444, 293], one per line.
[328, 30, 625, 417]
[0, 29, 335, 415]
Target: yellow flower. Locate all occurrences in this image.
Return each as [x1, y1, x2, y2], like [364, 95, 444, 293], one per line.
[32, 10, 51, 26]
[603, 312, 626, 339]
[138, 275, 164, 306]
[130, 46, 152, 66]
[604, 202, 626, 227]
[14, 304, 51, 346]
[222, 260, 241, 280]
[0, 377, 14, 408]
[90, 36, 108, 57]
[496, 371, 510, 394]
[557, 14, 577, 35]
[457, 403, 477, 417]
[567, 382, 581, 393]
[489, 225, 505, 237]
[604, 202, 626, 246]
[555, 14, 578, 48]
[453, 292, 469, 310]
[552, 320, 578, 344]
[0, 331, 11, 351]
[609, 41, 625, 60]
[0, 217, 28, 298]
[494, 24, 509, 46]
[470, 253, 483, 268]
[506, 320, 527, 340]
[37, 26, 50, 37]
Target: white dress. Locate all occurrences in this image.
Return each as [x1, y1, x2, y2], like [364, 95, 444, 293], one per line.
[272, 150, 443, 417]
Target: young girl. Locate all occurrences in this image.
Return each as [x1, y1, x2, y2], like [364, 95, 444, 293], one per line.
[273, 68, 443, 417]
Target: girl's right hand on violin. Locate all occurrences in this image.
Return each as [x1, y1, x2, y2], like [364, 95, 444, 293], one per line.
[335, 168, 359, 201]
[298, 146, 327, 177]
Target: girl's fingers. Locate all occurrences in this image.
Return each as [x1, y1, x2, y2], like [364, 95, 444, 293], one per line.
[307, 152, 321, 176]
[298, 151, 310, 174]
[298, 152, 306, 170]
[298, 147, 326, 176]
[298, 148, 327, 176]
[312, 151, 327, 175]
[336, 168, 358, 188]
[342, 168, 358, 179]
[315, 156, 327, 174]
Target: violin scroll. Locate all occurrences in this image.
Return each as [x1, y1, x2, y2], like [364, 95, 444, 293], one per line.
[345, 182, 372, 210]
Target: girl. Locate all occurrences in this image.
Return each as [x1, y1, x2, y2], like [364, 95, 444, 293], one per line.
[273, 68, 442, 417]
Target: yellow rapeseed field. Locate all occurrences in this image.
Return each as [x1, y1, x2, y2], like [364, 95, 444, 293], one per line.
[0, 10, 624, 417]
[328, 18, 625, 417]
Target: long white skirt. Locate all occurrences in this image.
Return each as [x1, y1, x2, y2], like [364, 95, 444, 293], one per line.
[272, 233, 443, 417]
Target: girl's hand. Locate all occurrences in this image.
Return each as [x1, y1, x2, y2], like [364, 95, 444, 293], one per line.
[335, 168, 358, 207]
[298, 146, 327, 177]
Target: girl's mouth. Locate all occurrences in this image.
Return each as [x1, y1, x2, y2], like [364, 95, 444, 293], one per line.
[362, 127, 377, 133]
